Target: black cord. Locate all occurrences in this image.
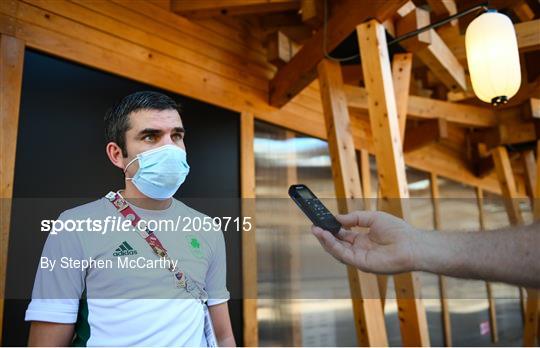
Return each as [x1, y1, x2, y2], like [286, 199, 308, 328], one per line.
[322, 0, 358, 62]
[388, 3, 488, 46]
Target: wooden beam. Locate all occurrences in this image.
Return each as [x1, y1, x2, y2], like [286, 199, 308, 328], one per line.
[170, 0, 301, 18]
[511, 0, 535, 22]
[535, 140, 540, 218]
[528, 98, 540, 119]
[265, 31, 300, 68]
[443, 19, 540, 64]
[430, 173, 452, 347]
[341, 64, 363, 85]
[395, 3, 466, 92]
[404, 118, 448, 153]
[345, 84, 496, 127]
[300, 0, 323, 29]
[475, 187, 499, 344]
[376, 53, 414, 308]
[147, 0, 171, 10]
[393, 53, 413, 141]
[426, 0, 457, 25]
[377, 52, 412, 309]
[0, 33, 24, 345]
[491, 145, 527, 322]
[396, 7, 432, 51]
[515, 19, 540, 53]
[357, 20, 430, 346]
[317, 58, 388, 346]
[492, 146, 525, 225]
[522, 150, 537, 206]
[269, 0, 407, 107]
[240, 111, 258, 347]
[358, 149, 372, 211]
[471, 121, 537, 150]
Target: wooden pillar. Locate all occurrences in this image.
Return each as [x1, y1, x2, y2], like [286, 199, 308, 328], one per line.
[317, 58, 388, 346]
[392, 52, 413, 141]
[240, 111, 258, 347]
[492, 147, 524, 225]
[377, 52, 413, 309]
[0, 34, 25, 344]
[475, 187, 499, 343]
[357, 20, 430, 346]
[429, 173, 452, 347]
[491, 146, 527, 324]
[521, 145, 540, 346]
[358, 150, 372, 211]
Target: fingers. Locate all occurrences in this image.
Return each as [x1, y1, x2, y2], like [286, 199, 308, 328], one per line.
[336, 210, 377, 229]
[310, 225, 358, 244]
[311, 226, 354, 265]
[337, 228, 358, 244]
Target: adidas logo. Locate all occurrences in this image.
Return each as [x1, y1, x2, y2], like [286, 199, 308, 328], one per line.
[113, 241, 138, 256]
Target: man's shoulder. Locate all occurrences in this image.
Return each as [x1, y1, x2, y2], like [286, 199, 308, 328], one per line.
[58, 197, 109, 220]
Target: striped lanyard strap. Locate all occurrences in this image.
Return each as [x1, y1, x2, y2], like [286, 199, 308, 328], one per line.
[105, 191, 207, 302]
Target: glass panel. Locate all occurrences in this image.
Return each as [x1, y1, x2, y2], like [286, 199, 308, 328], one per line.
[254, 121, 356, 346]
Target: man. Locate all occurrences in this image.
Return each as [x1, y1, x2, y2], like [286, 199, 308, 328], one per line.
[312, 210, 539, 288]
[26, 91, 235, 346]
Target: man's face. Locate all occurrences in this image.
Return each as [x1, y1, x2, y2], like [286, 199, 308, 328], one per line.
[122, 108, 185, 177]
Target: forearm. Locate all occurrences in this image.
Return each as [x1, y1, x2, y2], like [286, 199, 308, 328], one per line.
[414, 222, 540, 288]
[218, 334, 236, 347]
[28, 322, 74, 346]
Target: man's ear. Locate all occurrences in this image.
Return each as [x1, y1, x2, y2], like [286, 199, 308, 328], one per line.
[106, 142, 125, 170]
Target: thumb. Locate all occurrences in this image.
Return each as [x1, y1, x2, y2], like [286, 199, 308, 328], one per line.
[336, 210, 377, 229]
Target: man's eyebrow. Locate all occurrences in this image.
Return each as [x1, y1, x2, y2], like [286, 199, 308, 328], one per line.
[173, 127, 185, 133]
[137, 128, 162, 137]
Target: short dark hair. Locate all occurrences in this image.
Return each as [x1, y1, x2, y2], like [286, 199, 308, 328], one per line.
[104, 91, 181, 157]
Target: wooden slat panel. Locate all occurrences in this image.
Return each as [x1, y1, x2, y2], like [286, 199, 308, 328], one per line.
[171, 0, 300, 19]
[240, 111, 258, 347]
[0, 7, 328, 140]
[0, 33, 25, 345]
[317, 58, 388, 347]
[20, 0, 270, 90]
[113, 0, 269, 59]
[357, 19, 430, 346]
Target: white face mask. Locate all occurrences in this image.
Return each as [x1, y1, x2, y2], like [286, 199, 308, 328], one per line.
[124, 144, 190, 200]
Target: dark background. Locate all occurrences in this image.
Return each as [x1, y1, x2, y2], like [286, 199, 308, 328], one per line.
[2, 49, 243, 345]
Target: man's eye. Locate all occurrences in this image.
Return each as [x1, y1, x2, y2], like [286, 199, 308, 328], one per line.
[172, 133, 183, 141]
[143, 135, 155, 142]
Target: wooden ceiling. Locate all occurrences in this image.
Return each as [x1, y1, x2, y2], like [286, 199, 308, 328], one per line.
[169, 0, 540, 193]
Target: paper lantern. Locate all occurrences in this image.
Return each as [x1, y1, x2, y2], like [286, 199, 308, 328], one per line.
[465, 10, 521, 106]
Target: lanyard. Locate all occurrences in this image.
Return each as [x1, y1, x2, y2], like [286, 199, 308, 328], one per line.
[105, 191, 207, 302]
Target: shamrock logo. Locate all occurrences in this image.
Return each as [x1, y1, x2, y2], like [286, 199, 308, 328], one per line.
[190, 238, 200, 249]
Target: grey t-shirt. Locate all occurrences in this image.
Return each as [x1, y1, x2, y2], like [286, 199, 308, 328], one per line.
[26, 196, 230, 346]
